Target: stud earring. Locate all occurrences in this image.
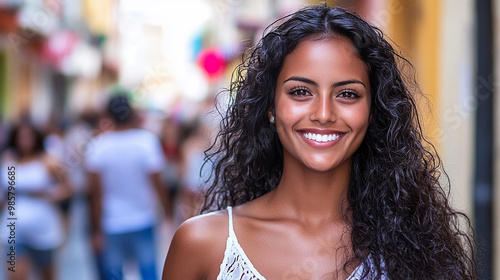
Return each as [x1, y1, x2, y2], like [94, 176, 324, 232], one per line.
[270, 115, 275, 123]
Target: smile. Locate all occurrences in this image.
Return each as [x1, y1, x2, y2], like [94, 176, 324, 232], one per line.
[302, 133, 340, 142]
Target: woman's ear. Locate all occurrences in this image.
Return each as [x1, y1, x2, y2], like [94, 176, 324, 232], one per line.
[268, 107, 275, 123]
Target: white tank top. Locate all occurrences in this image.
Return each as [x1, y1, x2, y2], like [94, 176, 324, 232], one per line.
[217, 206, 387, 280]
[1, 159, 64, 249]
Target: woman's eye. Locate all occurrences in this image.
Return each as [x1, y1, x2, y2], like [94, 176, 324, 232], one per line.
[288, 87, 310, 96]
[338, 91, 359, 99]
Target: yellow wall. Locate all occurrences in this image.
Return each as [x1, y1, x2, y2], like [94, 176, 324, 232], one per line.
[387, 0, 441, 145]
[82, 0, 116, 35]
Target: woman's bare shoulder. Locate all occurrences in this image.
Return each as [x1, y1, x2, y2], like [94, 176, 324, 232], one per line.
[175, 210, 229, 245]
[163, 210, 229, 280]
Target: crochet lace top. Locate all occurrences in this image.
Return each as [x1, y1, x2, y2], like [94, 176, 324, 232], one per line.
[217, 206, 387, 280]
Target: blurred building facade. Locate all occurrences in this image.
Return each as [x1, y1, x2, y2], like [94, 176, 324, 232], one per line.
[0, 0, 498, 279]
[0, 0, 113, 124]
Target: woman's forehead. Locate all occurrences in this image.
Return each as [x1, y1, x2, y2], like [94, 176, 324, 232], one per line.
[278, 37, 369, 87]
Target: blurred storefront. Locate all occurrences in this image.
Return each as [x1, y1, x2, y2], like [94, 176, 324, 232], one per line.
[0, 0, 106, 124]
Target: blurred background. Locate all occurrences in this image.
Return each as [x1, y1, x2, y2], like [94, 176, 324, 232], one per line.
[0, 0, 497, 279]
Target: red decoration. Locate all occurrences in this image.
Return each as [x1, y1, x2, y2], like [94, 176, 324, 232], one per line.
[197, 48, 226, 80]
[41, 30, 78, 67]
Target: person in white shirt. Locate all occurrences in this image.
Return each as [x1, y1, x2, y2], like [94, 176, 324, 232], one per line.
[86, 94, 169, 280]
[1, 121, 72, 280]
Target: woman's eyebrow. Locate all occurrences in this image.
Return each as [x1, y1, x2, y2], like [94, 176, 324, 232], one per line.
[333, 79, 366, 88]
[283, 76, 318, 86]
[283, 76, 366, 88]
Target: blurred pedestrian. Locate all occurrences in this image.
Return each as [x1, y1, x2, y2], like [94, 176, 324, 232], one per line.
[64, 111, 98, 197]
[159, 117, 182, 222]
[43, 115, 74, 240]
[1, 120, 72, 280]
[43, 115, 66, 161]
[177, 120, 212, 222]
[86, 94, 170, 280]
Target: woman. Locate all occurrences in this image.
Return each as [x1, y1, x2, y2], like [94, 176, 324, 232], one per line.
[163, 5, 476, 279]
[1, 121, 72, 280]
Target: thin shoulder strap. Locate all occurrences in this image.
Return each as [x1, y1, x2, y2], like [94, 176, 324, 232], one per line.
[227, 206, 235, 237]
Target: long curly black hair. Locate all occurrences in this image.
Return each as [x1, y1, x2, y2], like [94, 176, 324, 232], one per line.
[202, 5, 477, 279]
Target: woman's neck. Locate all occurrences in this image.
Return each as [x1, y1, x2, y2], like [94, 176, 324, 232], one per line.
[114, 123, 135, 131]
[267, 159, 351, 226]
[16, 152, 41, 163]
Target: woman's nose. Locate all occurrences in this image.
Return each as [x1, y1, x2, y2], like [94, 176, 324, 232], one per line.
[310, 94, 336, 124]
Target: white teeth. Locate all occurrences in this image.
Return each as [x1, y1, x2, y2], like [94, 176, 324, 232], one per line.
[303, 132, 340, 142]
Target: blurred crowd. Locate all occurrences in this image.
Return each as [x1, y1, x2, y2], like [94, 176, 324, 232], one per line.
[0, 92, 217, 280]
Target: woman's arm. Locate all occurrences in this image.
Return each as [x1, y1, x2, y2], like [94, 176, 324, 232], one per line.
[43, 153, 73, 202]
[149, 171, 172, 219]
[87, 171, 104, 252]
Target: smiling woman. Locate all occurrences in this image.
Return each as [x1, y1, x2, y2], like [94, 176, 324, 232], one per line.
[163, 5, 477, 280]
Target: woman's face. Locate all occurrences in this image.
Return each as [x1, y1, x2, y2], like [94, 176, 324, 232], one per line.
[273, 36, 371, 172]
[16, 125, 37, 155]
